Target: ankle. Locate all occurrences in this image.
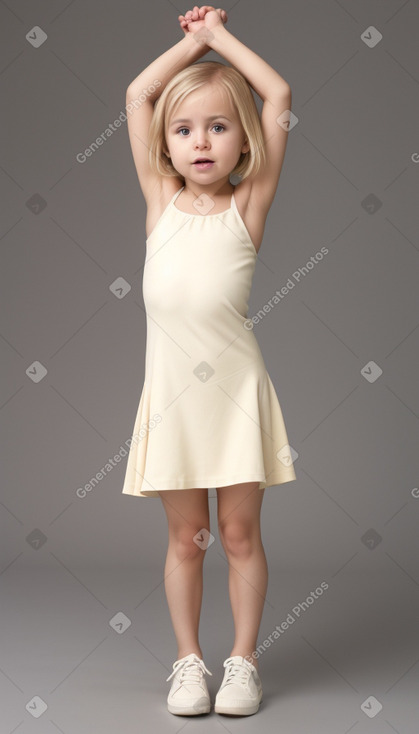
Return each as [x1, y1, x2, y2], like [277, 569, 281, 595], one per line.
[177, 649, 203, 661]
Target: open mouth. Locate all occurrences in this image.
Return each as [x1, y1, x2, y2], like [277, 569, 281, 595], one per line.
[193, 159, 214, 169]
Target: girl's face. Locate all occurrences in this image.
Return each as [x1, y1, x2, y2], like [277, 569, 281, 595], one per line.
[164, 85, 249, 186]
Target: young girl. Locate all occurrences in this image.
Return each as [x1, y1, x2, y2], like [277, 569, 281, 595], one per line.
[122, 5, 296, 717]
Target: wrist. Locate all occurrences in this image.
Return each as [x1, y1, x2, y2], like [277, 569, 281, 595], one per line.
[182, 29, 212, 57]
[204, 23, 229, 48]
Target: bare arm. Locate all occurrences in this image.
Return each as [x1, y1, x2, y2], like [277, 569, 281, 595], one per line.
[126, 32, 210, 100]
[204, 24, 290, 100]
[125, 32, 211, 204]
[203, 21, 292, 212]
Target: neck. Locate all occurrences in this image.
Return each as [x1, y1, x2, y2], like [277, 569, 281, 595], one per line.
[182, 177, 234, 199]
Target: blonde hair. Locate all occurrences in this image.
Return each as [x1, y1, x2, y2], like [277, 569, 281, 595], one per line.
[147, 60, 266, 181]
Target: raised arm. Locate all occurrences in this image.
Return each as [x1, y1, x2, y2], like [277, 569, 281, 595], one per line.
[126, 31, 209, 102]
[205, 23, 290, 98]
[202, 18, 292, 211]
[125, 32, 210, 203]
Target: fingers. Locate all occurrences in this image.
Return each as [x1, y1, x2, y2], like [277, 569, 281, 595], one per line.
[180, 4, 227, 26]
[182, 5, 218, 19]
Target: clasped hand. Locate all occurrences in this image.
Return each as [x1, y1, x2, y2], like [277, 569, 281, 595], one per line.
[178, 5, 228, 36]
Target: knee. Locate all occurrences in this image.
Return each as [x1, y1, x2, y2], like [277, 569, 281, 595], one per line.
[170, 527, 210, 559]
[218, 523, 254, 558]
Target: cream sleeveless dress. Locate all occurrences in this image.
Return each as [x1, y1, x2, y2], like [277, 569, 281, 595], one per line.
[121, 186, 296, 497]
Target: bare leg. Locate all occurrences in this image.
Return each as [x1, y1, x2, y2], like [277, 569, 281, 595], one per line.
[216, 482, 267, 671]
[158, 488, 210, 660]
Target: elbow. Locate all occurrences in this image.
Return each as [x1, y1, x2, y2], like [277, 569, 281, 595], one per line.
[270, 81, 291, 102]
[126, 78, 144, 96]
[279, 83, 292, 99]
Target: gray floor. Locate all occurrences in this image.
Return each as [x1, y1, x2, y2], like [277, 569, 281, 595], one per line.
[2, 559, 418, 733]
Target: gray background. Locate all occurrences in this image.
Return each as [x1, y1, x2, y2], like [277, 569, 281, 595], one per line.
[1, 0, 418, 731]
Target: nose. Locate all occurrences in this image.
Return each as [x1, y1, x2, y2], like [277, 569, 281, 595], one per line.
[193, 128, 210, 148]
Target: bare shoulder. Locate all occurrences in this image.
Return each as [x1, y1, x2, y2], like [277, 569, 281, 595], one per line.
[233, 179, 271, 253]
[145, 177, 184, 240]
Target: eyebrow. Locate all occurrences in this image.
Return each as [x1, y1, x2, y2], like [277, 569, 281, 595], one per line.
[170, 115, 231, 126]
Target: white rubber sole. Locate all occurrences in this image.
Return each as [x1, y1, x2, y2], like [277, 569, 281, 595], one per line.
[214, 696, 262, 716]
[167, 697, 211, 715]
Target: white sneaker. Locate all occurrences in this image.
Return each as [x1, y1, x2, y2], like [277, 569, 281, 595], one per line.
[214, 655, 263, 715]
[166, 653, 212, 715]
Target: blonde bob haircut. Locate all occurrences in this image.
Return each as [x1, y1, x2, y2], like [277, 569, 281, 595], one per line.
[147, 60, 266, 181]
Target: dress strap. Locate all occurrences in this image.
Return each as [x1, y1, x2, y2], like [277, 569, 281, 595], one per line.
[172, 186, 185, 205]
[146, 186, 185, 243]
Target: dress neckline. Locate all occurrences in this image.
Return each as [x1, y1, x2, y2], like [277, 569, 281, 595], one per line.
[172, 186, 234, 217]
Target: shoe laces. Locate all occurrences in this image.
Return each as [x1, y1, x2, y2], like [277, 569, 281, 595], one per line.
[222, 656, 254, 686]
[166, 654, 213, 683]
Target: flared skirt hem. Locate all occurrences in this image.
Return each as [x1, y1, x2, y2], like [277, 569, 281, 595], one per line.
[122, 469, 296, 497]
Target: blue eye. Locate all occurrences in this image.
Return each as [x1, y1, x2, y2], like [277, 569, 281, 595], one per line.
[176, 124, 225, 135]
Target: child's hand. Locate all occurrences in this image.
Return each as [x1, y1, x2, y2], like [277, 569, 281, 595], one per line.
[178, 5, 210, 35]
[202, 7, 228, 30]
[178, 6, 227, 36]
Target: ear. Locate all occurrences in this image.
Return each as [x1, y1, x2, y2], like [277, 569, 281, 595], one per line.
[242, 139, 250, 155]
